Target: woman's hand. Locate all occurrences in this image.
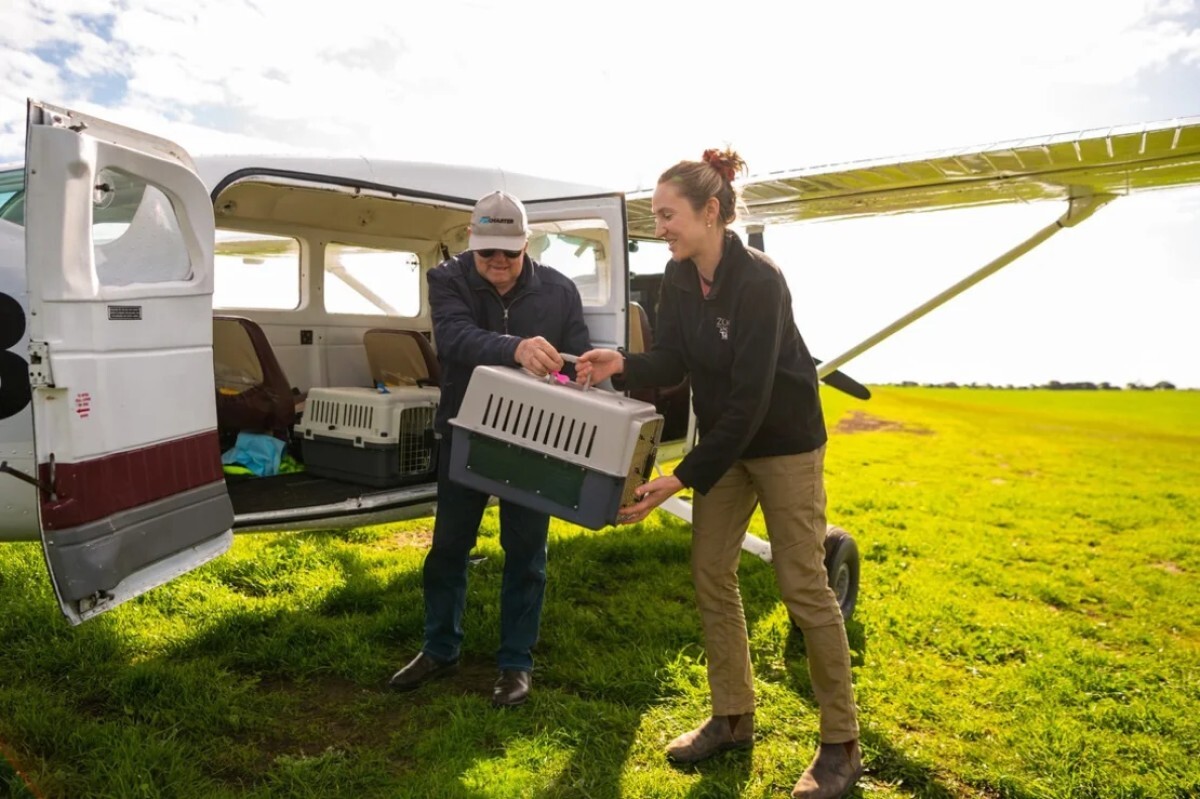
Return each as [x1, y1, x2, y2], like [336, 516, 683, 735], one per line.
[616, 474, 684, 525]
[575, 348, 624, 386]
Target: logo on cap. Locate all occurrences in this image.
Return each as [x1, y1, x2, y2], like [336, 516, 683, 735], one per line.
[469, 191, 529, 252]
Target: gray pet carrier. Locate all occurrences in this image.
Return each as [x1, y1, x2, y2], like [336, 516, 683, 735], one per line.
[448, 366, 663, 529]
[301, 386, 439, 488]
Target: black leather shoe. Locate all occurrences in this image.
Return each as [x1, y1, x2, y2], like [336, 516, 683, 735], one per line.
[492, 669, 531, 707]
[388, 652, 458, 691]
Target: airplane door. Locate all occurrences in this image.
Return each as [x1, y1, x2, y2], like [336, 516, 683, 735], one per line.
[24, 101, 233, 624]
[525, 193, 628, 353]
[527, 193, 697, 460]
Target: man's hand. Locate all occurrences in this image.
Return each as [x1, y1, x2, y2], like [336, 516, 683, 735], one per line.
[515, 336, 564, 377]
[575, 348, 625, 386]
[615, 474, 684, 525]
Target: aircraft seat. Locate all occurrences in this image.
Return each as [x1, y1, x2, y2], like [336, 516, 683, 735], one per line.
[213, 315, 299, 440]
[628, 301, 648, 355]
[628, 302, 690, 440]
[363, 328, 440, 387]
[627, 302, 656, 403]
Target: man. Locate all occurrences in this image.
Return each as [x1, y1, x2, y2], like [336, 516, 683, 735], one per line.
[388, 190, 592, 707]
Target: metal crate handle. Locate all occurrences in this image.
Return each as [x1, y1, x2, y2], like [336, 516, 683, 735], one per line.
[560, 353, 590, 390]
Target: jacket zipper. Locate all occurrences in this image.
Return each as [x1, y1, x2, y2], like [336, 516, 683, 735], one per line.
[484, 287, 531, 335]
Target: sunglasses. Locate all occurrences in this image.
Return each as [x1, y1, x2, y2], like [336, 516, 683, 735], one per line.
[475, 248, 523, 259]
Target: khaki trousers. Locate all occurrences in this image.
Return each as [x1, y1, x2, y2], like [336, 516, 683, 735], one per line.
[691, 446, 859, 743]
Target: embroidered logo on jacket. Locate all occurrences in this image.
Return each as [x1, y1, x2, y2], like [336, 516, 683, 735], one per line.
[716, 317, 731, 340]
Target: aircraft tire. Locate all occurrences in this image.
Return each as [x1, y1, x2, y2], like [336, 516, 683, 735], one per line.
[823, 525, 859, 623]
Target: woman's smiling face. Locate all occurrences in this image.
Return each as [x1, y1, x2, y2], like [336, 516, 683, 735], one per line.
[652, 180, 711, 262]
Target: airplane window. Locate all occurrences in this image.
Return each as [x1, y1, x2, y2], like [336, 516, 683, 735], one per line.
[214, 230, 301, 310]
[628, 238, 670, 275]
[528, 219, 610, 306]
[0, 165, 150, 235]
[324, 242, 420, 317]
[93, 170, 190, 286]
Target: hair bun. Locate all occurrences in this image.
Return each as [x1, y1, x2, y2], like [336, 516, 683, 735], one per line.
[701, 148, 743, 184]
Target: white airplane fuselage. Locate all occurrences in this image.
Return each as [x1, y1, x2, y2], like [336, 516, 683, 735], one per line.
[0, 219, 37, 541]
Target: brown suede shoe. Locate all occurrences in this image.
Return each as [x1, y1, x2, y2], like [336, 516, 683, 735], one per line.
[665, 714, 754, 764]
[792, 740, 863, 799]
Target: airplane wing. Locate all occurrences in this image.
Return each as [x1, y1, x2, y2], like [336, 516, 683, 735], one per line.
[626, 116, 1200, 237]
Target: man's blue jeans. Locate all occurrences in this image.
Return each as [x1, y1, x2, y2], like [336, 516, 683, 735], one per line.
[422, 434, 549, 672]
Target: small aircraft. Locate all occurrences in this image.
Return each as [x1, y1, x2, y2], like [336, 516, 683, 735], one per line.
[1, 100, 1197, 626]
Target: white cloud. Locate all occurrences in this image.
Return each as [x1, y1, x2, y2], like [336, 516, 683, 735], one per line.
[0, 0, 116, 48]
[1151, 0, 1197, 17]
[1, 0, 1198, 385]
[0, 51, 65, 156]
[5, 0, 1200, 181]
[61, 29, 120, 79]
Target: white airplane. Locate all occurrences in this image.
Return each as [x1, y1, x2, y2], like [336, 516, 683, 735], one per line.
[1, 100, 1197, 626]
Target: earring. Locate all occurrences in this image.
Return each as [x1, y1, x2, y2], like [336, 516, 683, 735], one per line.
[706, 221, 712, 228]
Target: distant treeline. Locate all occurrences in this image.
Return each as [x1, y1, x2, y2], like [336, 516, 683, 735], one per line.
[887, 381, 1181, 390]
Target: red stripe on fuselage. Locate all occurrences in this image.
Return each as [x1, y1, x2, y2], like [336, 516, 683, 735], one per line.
[37, 431, 226, 530]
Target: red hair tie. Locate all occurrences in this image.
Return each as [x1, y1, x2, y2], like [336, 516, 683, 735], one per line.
[702, 148, 736, 183]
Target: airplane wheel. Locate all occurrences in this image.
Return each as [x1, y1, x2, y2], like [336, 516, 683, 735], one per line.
[823, 525, 859, 622]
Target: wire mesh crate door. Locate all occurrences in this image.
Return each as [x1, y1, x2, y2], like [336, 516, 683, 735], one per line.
[396, 404, 436, 476]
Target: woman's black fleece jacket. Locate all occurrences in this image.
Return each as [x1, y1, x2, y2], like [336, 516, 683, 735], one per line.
[623, 231, 827, 495]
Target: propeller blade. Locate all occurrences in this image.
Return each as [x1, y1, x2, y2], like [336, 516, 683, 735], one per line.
[813, 358, 871, 400]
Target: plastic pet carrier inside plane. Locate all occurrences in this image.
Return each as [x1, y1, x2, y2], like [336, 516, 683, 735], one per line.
[301, 386, 440, 488]
[448, 366, 663, 529]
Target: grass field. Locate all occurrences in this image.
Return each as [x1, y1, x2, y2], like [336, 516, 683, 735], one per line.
[1, 387, 1197, 798]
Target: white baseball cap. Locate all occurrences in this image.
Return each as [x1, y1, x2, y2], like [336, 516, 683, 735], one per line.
[468, 190, 529, 251]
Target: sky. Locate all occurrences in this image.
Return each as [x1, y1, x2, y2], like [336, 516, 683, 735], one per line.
[2, 0, 1198, 387]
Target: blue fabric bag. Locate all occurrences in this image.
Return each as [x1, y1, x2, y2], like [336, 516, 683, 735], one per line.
[221, 431, 285, 477]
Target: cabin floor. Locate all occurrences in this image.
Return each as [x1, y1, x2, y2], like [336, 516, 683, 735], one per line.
[225, 472, 380, 516]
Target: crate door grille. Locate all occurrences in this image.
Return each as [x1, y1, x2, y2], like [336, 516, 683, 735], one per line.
[397, 405, 435, 475]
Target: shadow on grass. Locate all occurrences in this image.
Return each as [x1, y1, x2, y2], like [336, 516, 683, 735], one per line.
[0, 519, 986, 799]
[857, 726, 1044, 799]
[678, 748, 754, 799]
[0, 561, 146, 799]
[210, 522, 780, 797]
[524, 522, 815, 799]
[783, 622, 1048, 799]
[172, 523, 884, 798]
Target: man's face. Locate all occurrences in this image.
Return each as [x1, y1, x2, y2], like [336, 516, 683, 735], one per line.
[472, 245, 526, 295]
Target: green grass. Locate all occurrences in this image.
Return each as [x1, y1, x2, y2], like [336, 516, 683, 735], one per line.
[0, 740, 37, 799]
[0, 387, 1197, 798]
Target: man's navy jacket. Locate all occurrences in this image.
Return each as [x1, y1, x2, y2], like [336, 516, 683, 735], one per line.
[427, 251, 592, 435]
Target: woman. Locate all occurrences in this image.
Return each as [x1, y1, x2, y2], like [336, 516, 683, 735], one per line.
[576, 149, 862, 799]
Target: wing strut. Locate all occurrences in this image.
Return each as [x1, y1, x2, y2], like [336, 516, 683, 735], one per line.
[654, 192, 1114, 562]
[816, 193, 1115, 379]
